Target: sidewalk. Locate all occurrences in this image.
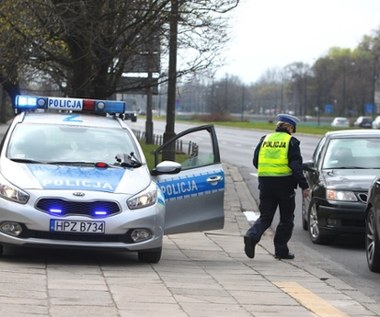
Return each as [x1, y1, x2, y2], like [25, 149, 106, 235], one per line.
[185, 163, 380, 317]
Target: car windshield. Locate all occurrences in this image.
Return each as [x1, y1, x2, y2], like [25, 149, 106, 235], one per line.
[7, 123, 141, 165]
[323, 138, 380, 169]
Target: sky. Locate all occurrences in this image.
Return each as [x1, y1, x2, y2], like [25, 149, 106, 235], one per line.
[216, 0, 380, 83]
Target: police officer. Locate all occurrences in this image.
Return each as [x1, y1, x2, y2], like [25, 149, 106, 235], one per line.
[244, 114, 310, 260]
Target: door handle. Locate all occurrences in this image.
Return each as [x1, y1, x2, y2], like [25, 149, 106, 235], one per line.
[207, 175, 223, 185]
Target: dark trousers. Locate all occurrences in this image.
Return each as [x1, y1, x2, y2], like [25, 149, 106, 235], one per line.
[245, 181, 296, 256]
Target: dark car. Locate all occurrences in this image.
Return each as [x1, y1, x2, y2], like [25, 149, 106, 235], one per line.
[365, 176, 380, 272]
[302, 130, 380, 244]
[354, 116, 372, 128]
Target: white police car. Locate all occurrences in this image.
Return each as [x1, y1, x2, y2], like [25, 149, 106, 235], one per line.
[0, 96, 225, 263]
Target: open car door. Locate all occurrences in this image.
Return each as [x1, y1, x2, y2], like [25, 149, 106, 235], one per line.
[152, 125, 224, 234]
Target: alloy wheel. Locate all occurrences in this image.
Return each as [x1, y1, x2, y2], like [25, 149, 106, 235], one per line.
[309, 204, 320, 240]
[366, 208, 380, 272]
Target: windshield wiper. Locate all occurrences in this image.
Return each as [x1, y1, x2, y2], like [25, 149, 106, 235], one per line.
[115, 152, 142, 168]
[10, 158, 45, 164]
[47, 161, 98, 166]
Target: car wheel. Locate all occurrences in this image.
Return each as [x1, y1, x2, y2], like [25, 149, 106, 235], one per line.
[138, 247, 162, 263]
[366, 207, 380, 273]
[132, 116, 137, 122]
[308, 203, 334, 245]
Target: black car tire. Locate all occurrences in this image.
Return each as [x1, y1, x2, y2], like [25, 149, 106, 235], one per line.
[365, 207, 380, 273]
[308, 203, 335, 245]
[138, 247, 162, 263]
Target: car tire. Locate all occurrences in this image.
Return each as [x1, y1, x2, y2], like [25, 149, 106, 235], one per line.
[365, 207, 380, 273]
[138, 247, 162, 263]
[132, 116, 137, 122]
[308, 203, 334, 245]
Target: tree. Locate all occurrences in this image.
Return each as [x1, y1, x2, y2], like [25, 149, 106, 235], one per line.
[0, 0, 238, 145]
[284, 62, 312, 117]
[160, 0, 238, 152]
[0, 0, 170, 100]
[0, 0, 238, 101]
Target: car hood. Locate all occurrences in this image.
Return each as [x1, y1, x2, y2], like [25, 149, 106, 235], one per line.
[321, 169, 378, 190]
[1, 159, 151, 194]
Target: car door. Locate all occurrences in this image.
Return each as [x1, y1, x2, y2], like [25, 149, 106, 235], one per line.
[302, 136, 327, 223]
[152, 125, 225, 234]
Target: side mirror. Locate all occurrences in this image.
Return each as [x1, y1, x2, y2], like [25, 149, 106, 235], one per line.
[151, 160, 182, 176]
[302, 160, 316, 172]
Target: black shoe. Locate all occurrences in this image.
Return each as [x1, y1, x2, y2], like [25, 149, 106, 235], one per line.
[274, 252, 295, 260]
[244, 236, 256, 259]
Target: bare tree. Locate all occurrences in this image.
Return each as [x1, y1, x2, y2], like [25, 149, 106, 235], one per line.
[0, 0, 238, 103]
[284, 62, 311, 116]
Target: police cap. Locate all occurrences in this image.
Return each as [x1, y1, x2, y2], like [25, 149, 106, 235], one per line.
[276, 113, 300, 131]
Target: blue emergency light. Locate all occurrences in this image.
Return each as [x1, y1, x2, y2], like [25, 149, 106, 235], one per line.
[15, 95, 126, 114]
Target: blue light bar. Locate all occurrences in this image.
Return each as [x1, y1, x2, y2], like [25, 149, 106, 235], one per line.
[15, 95, 126, 114]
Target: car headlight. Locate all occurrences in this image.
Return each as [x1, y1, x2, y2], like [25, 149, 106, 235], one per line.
[127, 182, 157, 210]
[0, 173, 29, 204]
[326, 189, 357, 202]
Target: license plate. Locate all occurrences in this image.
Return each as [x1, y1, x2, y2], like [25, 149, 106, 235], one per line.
[50, 220, 105, 233]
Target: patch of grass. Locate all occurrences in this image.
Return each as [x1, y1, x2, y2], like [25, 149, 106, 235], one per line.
[209, 120, 339, 135]
[173, 115, 353, 136]
[139, 142, 158, 170]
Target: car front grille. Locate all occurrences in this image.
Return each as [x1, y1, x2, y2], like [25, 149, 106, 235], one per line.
[36, 199, 121, 217]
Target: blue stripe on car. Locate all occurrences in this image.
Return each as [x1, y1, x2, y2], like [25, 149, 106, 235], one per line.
[157, 169, 224, 201]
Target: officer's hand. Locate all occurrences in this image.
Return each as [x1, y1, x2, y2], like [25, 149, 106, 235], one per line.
[302, 188, 310, 198]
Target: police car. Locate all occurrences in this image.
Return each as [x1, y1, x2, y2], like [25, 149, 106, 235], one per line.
[0, 96, 225, 263]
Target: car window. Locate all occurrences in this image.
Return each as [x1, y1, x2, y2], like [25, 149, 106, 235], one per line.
[7, 123, 139, 164]
[312, 137, 326, 166]
[323, 138, 380, 169]
[154, 129, 215, 170]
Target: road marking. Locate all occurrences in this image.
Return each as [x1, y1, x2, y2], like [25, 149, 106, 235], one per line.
[250, 172, 258, 177]
[274, 282, 349, 317]
[243, 211, 260, 225]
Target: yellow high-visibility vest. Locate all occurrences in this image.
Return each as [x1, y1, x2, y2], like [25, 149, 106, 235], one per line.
[258, 132, 292, 176]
